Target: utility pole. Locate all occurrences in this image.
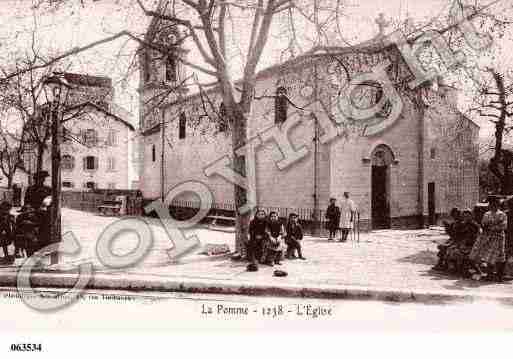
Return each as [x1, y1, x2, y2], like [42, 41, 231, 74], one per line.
[161, 109, 165, 202]
[312, 61, 320, 237]
[313, 113, 320, 236]
[50, 106, 62, 264]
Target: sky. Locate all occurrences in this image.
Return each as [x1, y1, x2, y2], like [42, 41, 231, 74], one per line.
[1, 0, 512, 141]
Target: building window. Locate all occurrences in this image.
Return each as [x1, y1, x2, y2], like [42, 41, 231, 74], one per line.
[83, 156, 98, 171]
[83, 129, 98, 147]
[179, 112, 186, 139]
[106, 130, 117, 146]
[63, 127, 72, 143]
[85, 181, 96, 190]
[165, 56, 177, 82]
[275, 86, 288, 124]
[430, 148, 436, 159]
[62, 155, 75, 171]
[107, 183, 116, 190]
[107, 157, 116, 171]
[152, 144, 156, 162]
[62, 181, 74, 188]
[219, 102, 228, 133]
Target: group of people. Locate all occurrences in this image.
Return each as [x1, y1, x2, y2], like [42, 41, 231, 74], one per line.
[0, 171, 52, 263]
[435, 195, 512, 282]
[247, 210, 306, 271]
[325, 192, 357, 242]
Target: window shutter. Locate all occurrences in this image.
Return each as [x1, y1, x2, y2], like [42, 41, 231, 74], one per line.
[83, 157, 87, 170]
[94, 157, 99, 170]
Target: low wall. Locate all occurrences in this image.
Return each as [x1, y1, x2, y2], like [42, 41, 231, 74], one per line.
[61, 190, 143, 216]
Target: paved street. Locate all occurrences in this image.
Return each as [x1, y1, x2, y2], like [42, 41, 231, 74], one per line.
[2, 208, 513, 298]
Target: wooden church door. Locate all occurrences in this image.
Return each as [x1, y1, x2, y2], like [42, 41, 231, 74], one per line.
[371, 145, 394, 229]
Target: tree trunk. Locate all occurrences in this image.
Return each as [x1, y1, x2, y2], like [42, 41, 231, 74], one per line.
[231, 107, 250, 257]
[487, 70, 510, 194]
[7, 175, 13, 189]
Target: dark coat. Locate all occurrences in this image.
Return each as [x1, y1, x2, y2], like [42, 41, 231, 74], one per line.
[249, 218, 268, 242]
[24, 185, 51, 209]
[0, 213, 14, 247]
[286, 222, 303, 242]
[326, 204, 341, 229]
[267, 220, 284, 239]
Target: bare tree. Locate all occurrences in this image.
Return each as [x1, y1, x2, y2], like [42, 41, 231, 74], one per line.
[470, 68, 513, 194]
[0, 128, 25, 189]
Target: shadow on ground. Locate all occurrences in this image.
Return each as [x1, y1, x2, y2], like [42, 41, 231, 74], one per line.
[397, 250, 438, 266]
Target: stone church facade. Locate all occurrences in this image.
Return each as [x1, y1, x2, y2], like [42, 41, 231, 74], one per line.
[138, 22, 479, 230]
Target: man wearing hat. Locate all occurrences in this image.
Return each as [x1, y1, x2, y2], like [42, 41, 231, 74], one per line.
[24, 171, 51, 210]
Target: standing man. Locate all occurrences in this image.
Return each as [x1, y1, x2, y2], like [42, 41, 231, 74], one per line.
[325, 198, 341, 241]
[24, 171, 51, 210]
[340, 192, 357, 242]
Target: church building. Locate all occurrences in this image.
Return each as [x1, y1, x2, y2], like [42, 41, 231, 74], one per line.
[138, 13, 479, 230]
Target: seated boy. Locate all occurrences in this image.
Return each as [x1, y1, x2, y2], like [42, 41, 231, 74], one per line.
[285, 213, 306, 260]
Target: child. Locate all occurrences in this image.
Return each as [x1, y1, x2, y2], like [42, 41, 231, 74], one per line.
[285, 213, 306, 260]
[262, 212, 285, 266]
[0, 201, 14, 262]
[247, 209, 269, 267]
[325, 198, 340, 241]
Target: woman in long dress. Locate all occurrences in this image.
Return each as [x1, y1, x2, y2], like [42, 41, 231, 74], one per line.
[469, 196, 507, 281]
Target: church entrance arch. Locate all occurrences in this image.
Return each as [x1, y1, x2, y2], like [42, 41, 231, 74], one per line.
[371, 144, 394, 229]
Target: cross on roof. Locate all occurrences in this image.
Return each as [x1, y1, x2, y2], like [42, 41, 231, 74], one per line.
[375, 13, 390, 36]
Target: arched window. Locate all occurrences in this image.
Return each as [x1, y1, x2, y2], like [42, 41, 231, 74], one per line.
[179, 112, 186, 139]
[275, 86, 288, 124]
[62, 155, 75, 171]
[218, 102, 227, 133]
[371, 144, 395, 166]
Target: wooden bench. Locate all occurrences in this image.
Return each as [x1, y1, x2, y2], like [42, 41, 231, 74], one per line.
[98, 196, 127, 216]
[206, 215, 236, 226]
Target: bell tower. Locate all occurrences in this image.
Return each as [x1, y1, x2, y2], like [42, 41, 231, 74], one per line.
[139, 4, 189, 130]
[158, 25, 189, 92]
